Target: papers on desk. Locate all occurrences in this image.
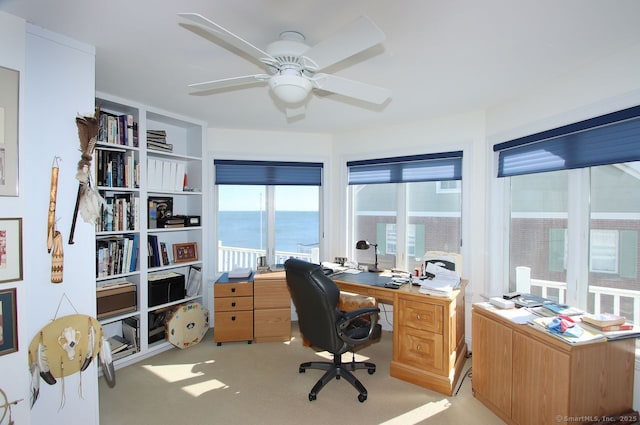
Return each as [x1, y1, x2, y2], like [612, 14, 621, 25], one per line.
[417, 263, 460, 297]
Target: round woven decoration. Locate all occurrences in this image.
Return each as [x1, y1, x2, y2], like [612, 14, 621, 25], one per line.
[166, 302, 209, 349]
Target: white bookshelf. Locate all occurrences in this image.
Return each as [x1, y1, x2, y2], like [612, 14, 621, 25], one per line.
[95, 92, 207, 366]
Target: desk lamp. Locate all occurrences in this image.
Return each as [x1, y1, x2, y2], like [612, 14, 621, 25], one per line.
[356, 240, 380, 272]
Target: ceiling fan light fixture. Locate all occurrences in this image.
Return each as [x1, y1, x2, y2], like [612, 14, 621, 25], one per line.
[269, 74, 312, 104]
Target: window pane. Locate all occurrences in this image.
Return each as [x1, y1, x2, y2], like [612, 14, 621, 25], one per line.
[217, 185, 266, 271]
[509, 170, 569, 298]
[588, 162, 640, 323]
[274, 186, 320, 264]
[353, 184, 396, 270]
[407, 181, 461, 272]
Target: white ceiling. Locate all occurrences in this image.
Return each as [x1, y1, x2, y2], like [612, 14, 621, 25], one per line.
[2, 0, 640, 133]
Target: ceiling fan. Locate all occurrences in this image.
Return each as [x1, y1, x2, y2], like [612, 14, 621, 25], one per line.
[178, 13, 392, 117]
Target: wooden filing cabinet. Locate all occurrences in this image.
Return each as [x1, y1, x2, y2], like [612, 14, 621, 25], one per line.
[214, 276, 254, 345]
[472, 305, 635, 425]
[253, 271, 291, 343]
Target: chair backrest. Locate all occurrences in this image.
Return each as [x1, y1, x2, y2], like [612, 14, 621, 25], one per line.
[284, 258, 342, 352]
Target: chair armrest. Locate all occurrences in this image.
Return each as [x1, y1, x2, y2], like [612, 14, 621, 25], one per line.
[336, 307, 380, 345]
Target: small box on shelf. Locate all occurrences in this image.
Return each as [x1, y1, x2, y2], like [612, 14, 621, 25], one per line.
[96, 281, 137, 319]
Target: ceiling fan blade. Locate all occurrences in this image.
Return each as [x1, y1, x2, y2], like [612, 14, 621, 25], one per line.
[302, 16, 385, 72]
[188, 74, 270, 92]
[178, 13, 279, 67]
[311, 73, 391, 104]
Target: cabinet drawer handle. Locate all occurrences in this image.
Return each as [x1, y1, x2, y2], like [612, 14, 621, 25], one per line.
[416, 344, 422, 351]
[231, 287, 236, 293]
[231, 302, 236, 307]
[231, 316, 236, 321]
[416, 314, 421, 320]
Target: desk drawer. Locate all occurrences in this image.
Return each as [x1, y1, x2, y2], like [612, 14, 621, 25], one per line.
[254, 281, 290, 309]
[214, 296, 253, 312]
[398, 329, 444, 373]
[215, 282, 253, 297]
[214, 311, 254, 342]
[254, 308, 291, 342]
[398, 299, 443, 334]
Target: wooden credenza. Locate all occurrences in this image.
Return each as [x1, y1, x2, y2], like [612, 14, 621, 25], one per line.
[472, 304, 635, 425]
[253, 271, 291, 343]
[214, 275, 254, 345]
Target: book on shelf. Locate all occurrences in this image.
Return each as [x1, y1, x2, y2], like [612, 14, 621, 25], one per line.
[529, 316, 606, 345]
[186, 265, 202, 297]
[148, 196, 173, 229]
[98, 111, 138, 147]
[581, 313, 626, 327]
[160, 242, 170, 266]
[122, 320, 139, 352]
[147, 158, 186, 192]
[107, 335, 129, 354]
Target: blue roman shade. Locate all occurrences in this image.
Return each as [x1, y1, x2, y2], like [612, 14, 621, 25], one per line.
[347, 151, 463, 185]
[214, 159, 323, 186]
[494, 105, 640, 177]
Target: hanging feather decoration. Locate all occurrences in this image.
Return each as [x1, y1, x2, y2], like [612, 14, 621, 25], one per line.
[69, 108, 103, 244]
[29, 356, 40, 409]
[80, 325, 96, 372]
[37, 341, 57, 385]
[99, 336, 116, 388]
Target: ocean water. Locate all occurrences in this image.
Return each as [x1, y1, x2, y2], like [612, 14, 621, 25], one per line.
[218, 211, 319, 253]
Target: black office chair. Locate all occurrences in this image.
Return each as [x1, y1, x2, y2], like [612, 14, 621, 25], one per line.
[284, 258, 382, 402]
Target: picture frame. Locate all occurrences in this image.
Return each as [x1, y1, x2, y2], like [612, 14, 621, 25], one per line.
[0, 288, 18, 356]
[0, 218, 22, 283]
[173, 242, 198, 263]
[0, 66, 19, 197]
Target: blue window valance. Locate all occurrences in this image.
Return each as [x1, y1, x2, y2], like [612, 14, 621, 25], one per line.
[347, 151, 463, 185]
[214, 159, 323, 186]
[494, 105, 640, 177]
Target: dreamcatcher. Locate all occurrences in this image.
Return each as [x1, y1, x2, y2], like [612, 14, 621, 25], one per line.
[28, 294, 114, 410]
[69, 109, 103, 244]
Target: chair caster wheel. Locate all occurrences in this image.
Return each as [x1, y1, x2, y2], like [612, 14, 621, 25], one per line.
[309, 393, 316, 401]
[358, 394, 367, 402]
[299, 367, 305, 373]
[368, 368, 375, 375]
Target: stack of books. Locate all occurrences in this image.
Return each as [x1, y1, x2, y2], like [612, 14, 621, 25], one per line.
[580, 313, 640, 340]
[147, 129, 173, 152]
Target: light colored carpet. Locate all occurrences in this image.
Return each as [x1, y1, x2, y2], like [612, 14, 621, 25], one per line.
[99, 324, 503, 425]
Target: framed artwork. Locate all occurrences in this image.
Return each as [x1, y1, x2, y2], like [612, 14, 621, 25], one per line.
[0, 288, 18, 356]
[173, 242, 198, 263]
[0, 66, 19, 197]
[0, 218, 23, 283]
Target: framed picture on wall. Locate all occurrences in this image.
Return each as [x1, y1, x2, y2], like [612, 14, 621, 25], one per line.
[0, 66, 19, 197]
[0, 288, 18, 356]
[0, 218, 23, 283]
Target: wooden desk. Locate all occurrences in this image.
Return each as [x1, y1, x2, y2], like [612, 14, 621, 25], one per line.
[333, 272, 467, 396]
[472, 304, 635, 425]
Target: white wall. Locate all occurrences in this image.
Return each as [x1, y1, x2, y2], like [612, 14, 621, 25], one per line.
[0, 11, 27, 425]
[0, 14, 99, 424]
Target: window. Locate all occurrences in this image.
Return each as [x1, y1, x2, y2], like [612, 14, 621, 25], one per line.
[496, 105, 640, 323]
[589, 229, 619, 274]
[215, 160, 322, 272]
[348, 152, 462, 271]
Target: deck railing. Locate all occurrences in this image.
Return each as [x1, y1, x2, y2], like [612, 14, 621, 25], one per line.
[516, 266, 640, 321]
[217, 241, 317, 272]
